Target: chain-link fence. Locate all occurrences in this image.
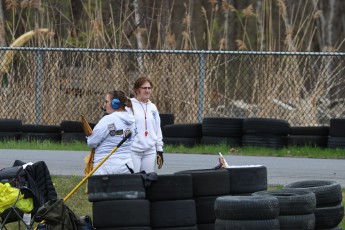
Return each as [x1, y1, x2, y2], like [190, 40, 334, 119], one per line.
[1, 47, 345, 126]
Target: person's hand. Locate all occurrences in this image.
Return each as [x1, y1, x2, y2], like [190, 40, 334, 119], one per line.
[156, 151, 164, 169]
[213, 157, 227, 169]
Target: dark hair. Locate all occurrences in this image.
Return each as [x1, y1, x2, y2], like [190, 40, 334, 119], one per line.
[108, 90, 134, 114]
[133, 75, 153, 95]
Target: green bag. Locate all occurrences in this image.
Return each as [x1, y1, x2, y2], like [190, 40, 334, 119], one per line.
[34, 198, 82, 230]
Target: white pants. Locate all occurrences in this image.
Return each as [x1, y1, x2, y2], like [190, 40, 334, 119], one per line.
[131, 148, 156, 173]
[93, 159, 133, 175]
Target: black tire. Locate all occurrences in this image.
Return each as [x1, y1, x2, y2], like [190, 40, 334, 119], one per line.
[0, 132, 21, 141]
[242, 134, 287, 148]
[160, 113, 174, 127]
[61, 132, 86, 143]
[60, 120, 85, 133]
[0, 119, 22, 132]
[201, 136, 241, 147]
[150, 199, 197, 228]
[146, 174, 193, 201]
[226, 165, 267, 194]
[278, 213, 315, 230]
[21, 124, 61, 133]
[243, 118, 290, 135]
[162, 123, 202, 138]
[163, 137, 201, 147]
[92, 200, 150, 227]
[289, 126, 329, 136]
[202, 117, 244, 137]
[194, 196, 218, 224]
[197, 223, 215, 230]
[330, 118, 345, 137]
[314, 205, 344, 229]
[20, 133, 61, 142]
[214, 195, 280, 220]
[88, 174, 146, 202]
[252, 189, 316, 215]
[283, 180, 342, 207]
[288, 135, 328, 148]
[328, 136, 345, 149]
[95, 227, 151, 230]
[153, 226, 198, 230]
[215, 218, 280, 230]
[321, 227, 342, 230]
[175, 169, 230, 197]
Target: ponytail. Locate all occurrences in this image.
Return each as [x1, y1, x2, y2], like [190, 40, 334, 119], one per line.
[124, 97, 134, 115]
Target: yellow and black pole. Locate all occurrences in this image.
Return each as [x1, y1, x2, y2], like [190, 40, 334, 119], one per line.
[35, 132, 131, 229]
[64, 132, 131, 201]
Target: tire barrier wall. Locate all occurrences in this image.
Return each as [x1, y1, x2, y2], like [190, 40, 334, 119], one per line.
[163, 117, 345, 149]
[21, 124, 61, 142]
[2, 117, 345, 149]
[86, 169, 343, 229]
[87, 166, 268, 229]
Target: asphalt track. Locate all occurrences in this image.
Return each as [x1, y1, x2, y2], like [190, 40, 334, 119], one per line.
[0, 149, 344, 187]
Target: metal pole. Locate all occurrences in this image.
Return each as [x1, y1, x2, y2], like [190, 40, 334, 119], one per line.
[35, 50, 43, 124]
[198, 52, 205, 123]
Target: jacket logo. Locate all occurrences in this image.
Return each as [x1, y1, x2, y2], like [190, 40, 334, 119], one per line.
[108, 123, 116, 136]
[152, 111, 157, 121]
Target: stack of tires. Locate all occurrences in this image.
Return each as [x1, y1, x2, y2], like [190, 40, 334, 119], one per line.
[214, 195, 280, 230]
[175, 169, 230, 230]
[242, 118, 290, 148]
[201, 117, 243, 146]
[0, 118, 22, 141]
[146, 174, 198, 230]
[328, 118, 345, 149]
[21, 124, 61, 142]
[252, 189, 317, 229]
[88, 174, 150, 229]
[284, 180, 344, 229]
[162, 123, 202, 147]
[288, 126, 329, 148]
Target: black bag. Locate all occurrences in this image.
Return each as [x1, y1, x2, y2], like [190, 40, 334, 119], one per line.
[34, 198, 82, 230]
[35, 216, 94, 230]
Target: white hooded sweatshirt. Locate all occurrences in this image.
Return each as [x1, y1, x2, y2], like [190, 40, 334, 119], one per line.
[87, 111, 135, 165]
[130, 98, 163, 152]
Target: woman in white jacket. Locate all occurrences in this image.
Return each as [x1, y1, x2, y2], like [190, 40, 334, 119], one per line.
[130, 76, 164, 173]
[87, 90, 135, 175]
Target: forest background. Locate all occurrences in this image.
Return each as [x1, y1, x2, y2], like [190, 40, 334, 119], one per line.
[1, 0, 345, 52]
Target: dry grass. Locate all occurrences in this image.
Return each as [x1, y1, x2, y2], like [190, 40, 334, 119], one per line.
[1, 1, 345, 126]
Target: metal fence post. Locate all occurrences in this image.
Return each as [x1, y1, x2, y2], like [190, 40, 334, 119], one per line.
[35, 50, 43, 124]
[198, 52, 205, 123]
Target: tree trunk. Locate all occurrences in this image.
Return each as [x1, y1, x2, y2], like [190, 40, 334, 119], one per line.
[256, 0, 264, 50]
[0, 1, 6, 46]
[171, 0, 187, 49]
